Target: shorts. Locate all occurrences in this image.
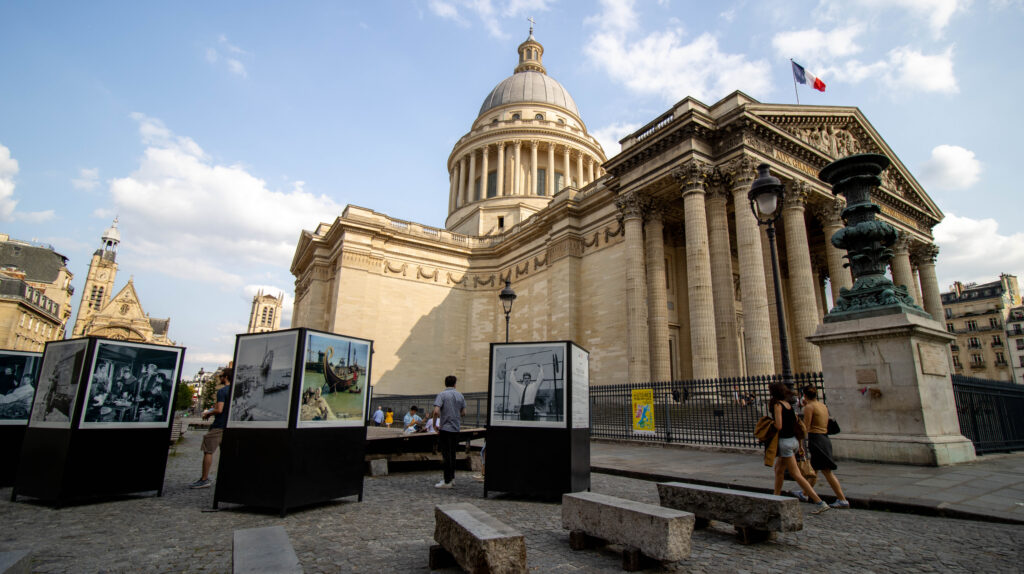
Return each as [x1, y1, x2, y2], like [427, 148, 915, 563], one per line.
[201, 428, 224, 454]
[777, 436, 799, 458]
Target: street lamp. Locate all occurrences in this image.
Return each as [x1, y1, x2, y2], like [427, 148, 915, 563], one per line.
[499, 279, 517, 343]
[748, 163, 795, 390]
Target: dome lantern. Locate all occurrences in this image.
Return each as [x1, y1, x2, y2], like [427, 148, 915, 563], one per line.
[514, 24, 545, 75]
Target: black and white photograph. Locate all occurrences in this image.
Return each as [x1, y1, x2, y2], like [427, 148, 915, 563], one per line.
[570, 344, 590, 429]
[79, 340, 183, 428]
[490, 343, 566, 427]
[228, 331, 298, 428]
[29, 339, 89, 428]
[0, 350, 42, 425]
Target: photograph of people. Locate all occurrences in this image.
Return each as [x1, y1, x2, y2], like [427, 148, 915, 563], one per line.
[490, 344, 565, 426]
[0, 351, 41, 424]
[80, 341, 180, 427]
[31, 340, 88, 427]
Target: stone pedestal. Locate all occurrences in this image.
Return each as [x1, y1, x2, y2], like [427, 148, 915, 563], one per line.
[807, 312, 976, 466]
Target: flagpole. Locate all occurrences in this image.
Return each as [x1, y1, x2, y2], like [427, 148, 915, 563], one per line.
[790, 59, 800, 105]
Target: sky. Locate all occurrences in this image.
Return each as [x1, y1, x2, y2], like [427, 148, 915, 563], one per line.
[1, 0, 1022, 377]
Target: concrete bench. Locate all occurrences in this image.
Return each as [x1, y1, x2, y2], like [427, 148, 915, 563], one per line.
[562, 492, 694, 571]
[233, 526, 303, 574]
[657, 482, 802, 544]
[431, 503, 527, 574]
[0, 550, 31, 574]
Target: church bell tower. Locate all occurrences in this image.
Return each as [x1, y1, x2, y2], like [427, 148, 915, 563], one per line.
[72, 218, 120, 337]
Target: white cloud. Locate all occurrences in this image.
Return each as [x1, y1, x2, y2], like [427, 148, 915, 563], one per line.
[0, 143, 55, 222]
[933, 213, 1024, 288]
[584, 0, 771, 103]
[918, 144, 981, 191]
[884, 45, 957, 93]
[772, 23, 865, 63]
[72, 167, 100, 190]
[591, 122, 641, 159]
[188, 351, 235, 365]
[429, 0, 552, 38]
[206, 35, 249, 77]
[106, 113, 343, 284]
[856, 0, 967, 36]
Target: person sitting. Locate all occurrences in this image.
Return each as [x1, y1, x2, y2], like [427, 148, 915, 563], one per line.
[423, 412, 438, 433]
[403, 405, 424, 433]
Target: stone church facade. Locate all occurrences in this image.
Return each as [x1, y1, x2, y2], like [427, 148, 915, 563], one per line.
[291, 33, 946, 395]
[247, 289, 284, 334]
[71, 219, 173, 345]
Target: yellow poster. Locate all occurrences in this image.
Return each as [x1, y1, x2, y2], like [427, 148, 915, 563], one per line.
[631, 389, 656, 435]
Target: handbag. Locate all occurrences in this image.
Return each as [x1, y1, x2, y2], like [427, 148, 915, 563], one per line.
[754, 415, 776, 443]
[827, 417, 841, 435]
[794, 418, 807, 441]
[797, 455, 817, 486]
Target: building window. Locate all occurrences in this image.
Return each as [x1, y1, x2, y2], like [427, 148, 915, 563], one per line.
[966, 320, 978, 331]
[497, 216, 505, 229]
[535, 113, 544, 120]
[971, 354, 983, 366]
[945, 308, 952, 319]
[511, 113, 521, 120]
[952, 355, 961, 367]
[268, 308, 275, 325]
[992, 335, 1003, 347]
[995, 352, 1006, 365]
[1020, 356, 1024, 368]
[968, 337, 981, 348]
[1015, 325, 1023, 335]
[946, 323, 954, 333]
[1017, 339, 1024, 350]
[261, 308, 268, 325]
[554, 172, 564, 192]
[537, 168, 546, 196]
[990, 317, 1000, 328]
[487, 171, 497, 198]
[19, 314, 24, 327]
[474, 177, 481, 201]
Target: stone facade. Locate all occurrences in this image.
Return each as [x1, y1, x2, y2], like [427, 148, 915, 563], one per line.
[941, 274, 1021, 382]
[71, 220, 173, 345]
[1007, 306, 1024, 384]
[291, 35, 946, 396]
[247, 290, 283, 333]
[0, 234, 74, 351]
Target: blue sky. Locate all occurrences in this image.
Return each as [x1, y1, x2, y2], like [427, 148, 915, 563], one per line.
[1, 0, 1022, 377]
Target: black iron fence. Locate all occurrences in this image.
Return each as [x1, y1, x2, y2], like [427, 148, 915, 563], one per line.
[369, 391, 488, 428]
[951, 375, 1024, 454]
[589, 373, 825, 448]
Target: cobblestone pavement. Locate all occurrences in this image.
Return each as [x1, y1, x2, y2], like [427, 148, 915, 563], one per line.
[1, 432, 1023, 573]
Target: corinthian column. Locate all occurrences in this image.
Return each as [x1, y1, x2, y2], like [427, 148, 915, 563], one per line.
[890, 234, 916, 305]
[512, 140, 522, 195]
[563, 148, 571, 189]
[728, 157, 774, 375]
[458, 155, 468, 207]
[467, 150, 477, 202]
[588, 157, 595, 184]
[781, 181, 822, 373]
[616, 192, 650, 382]
[496, 142, 506, 196]
[577, 153, 584, 188]
[546, 144, 555, 196]
[814, 198, 852, 305]
[914, 243, 944, 321]
[674, 162, 718, 380]
[705, 177, 741, 377]
[530, 141, 539, 195]
[645, 205, 671, 381]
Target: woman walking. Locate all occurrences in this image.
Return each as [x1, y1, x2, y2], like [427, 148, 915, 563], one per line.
[769, 382, 830, 514]
[802, 386, 850, 509]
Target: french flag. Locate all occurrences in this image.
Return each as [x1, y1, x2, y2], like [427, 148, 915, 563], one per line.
[792, 60, 826, 92]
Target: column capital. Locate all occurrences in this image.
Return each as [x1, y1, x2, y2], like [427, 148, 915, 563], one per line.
[723, 154, 758, 190]
[645, 199, 668, 224]
[892, 233, 911, 255]
[783, 181, 810, 210]
[615, 191, 648, 221]
[497, 141, 506, 151]
[811, 197, 846, 227]
[912, 242, 940, 265]
[512, 139, 522, 148]
[530, 140, 539, 150]
[673, 160, 710, 197]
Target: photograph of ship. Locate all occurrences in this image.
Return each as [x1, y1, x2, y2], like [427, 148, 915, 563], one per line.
[0, 350, 42, 424]
[29, 339, 88, 428]
[80, 341, 182, 428]
[490, 343, 566, 427]
[228, 331, 298, 428]
[297, 332, 370, 427]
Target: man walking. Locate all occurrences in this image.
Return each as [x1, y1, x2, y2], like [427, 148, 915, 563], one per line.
[432, 375, 465, 489]
[190, 367, 232, 489]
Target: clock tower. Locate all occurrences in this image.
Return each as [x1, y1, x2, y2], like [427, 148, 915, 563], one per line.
[72, 218, 120, 337]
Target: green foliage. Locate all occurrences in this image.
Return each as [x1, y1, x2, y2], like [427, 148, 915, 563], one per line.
[201, 379, 218, 410]
[174, 381, 194, 412]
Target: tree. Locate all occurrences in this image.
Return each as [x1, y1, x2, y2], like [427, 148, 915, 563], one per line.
[174, 381, 194, 412]
[201, 376, 218, 410]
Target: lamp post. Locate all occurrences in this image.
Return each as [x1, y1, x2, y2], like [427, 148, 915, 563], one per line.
[748, 164, 795, 390]
[499, 279, 517, 343]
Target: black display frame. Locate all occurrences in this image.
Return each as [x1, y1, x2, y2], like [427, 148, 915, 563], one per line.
[484, 341, 590, 498]
[11, 337, 185, 505]
[0, 349, 42, 486]
[212, 327, 373, 516]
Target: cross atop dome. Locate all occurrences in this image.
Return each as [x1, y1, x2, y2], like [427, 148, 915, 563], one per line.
[514, 23, 545, 74]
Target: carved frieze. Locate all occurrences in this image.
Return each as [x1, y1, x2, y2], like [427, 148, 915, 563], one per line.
[516, 261, 530, 278]
[418, 266, 439, 281]
[549, 236, 584, 261]
[383, 261, 408, 276]
[533, 254, 548, 270]
[474, 275, 496, 288]
[447, 272, 467, 286]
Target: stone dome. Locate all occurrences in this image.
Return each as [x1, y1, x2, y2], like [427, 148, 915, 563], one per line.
[478, 71, 579, 118]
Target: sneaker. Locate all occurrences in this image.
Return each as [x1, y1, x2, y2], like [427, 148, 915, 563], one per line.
[791, 490, 809, 503]
[829, 499, 851, 509]
[812, 501, 831, 514]
[189, 479, 212, 489]
[434, 480, 453, 489]
[472, 474, 484, 482]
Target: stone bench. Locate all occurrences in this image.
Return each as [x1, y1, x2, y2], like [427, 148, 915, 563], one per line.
[562, 491, 694, 571]
[0, 550, 31, 574]
[233, 526, 303, 574]
[657, 482, 802, 544]
[431, 503, 527, 574]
